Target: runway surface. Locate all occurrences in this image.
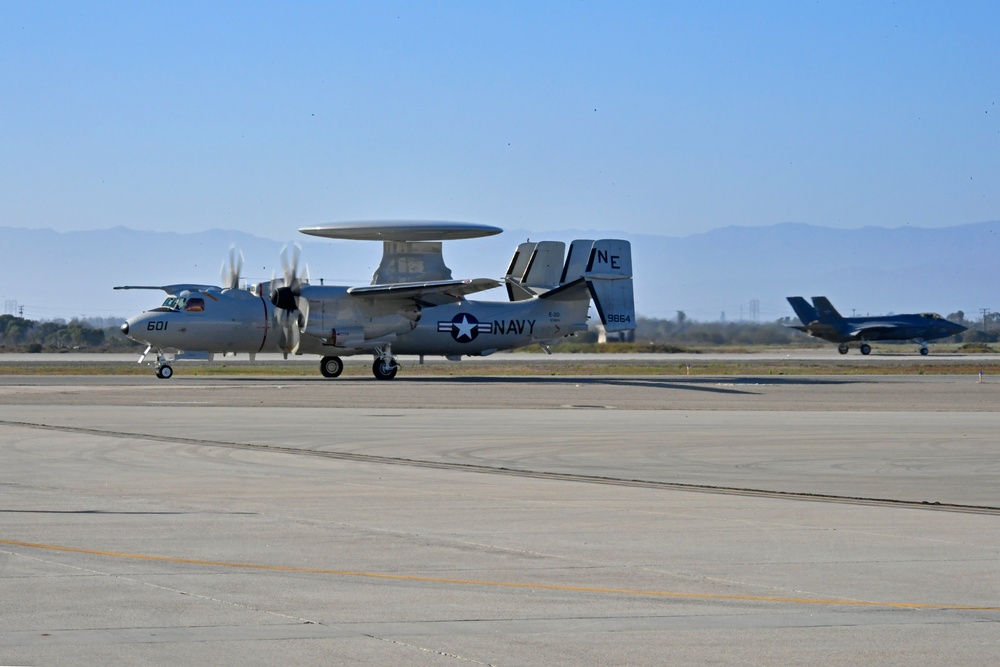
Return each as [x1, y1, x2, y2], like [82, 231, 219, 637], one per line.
[1, 373, 998, 665]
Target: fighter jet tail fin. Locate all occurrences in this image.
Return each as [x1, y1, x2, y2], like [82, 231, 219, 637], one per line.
[787, 296, 819, 324]
[583, 239, 635, 332]
[811, 296, 846, 324]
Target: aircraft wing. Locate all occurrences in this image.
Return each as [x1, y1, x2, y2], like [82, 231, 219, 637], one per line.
[843, 322, 901, 339]
[347, 278, 501, 306]
[114, 284, 219, 294]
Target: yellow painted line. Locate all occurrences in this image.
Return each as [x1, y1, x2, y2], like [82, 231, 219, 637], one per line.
[3, 538, 998, 611]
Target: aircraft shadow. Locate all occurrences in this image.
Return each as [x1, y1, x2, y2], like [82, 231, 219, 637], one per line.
[219, 375, 858, 397]
[410, 375, 859, 393]
[0, 509, 257, 515]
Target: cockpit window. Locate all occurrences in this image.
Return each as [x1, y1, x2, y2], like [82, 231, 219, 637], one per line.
[921, 313, 942, 319]
[172, 296, 206, 312]
[162, 297, 178, 310]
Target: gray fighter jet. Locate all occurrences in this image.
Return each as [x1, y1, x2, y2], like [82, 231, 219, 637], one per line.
[786, 296, 966, 355]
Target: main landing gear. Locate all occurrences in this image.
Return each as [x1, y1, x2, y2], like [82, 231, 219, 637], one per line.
[320, 351, 400, 379]
[372, 345, 399, 380]
[839, 342, 930, 356]
[320, 356, 344, 378]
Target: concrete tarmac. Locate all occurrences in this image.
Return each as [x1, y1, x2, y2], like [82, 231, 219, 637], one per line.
[1, 374, 998, 665]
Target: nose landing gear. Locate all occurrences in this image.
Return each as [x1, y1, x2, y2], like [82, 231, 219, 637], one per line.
[139, 346, 174, 379]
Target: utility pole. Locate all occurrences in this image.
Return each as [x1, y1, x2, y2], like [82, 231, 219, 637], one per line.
[981, 308, 991, 331]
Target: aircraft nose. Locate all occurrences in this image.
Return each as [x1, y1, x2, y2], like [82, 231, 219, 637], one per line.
[120, 322, 129, 336]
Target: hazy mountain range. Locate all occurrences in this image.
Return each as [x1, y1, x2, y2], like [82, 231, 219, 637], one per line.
[2, 221, 998, 323]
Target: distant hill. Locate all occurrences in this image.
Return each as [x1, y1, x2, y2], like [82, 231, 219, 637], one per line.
[1, 222, 997, 322]
[628, 221, 1000, 321]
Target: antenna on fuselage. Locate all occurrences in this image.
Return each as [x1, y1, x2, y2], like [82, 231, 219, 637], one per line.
[298, 220, 503, 285]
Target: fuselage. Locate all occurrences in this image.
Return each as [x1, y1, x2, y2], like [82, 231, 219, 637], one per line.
[122, 288, 279, 354]
[803, 314, 967, 344]
[122, 285, 590, 358]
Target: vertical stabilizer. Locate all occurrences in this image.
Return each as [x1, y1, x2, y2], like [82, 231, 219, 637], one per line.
[505, 242, 536, 301]
[811, 296, 846, 323]
[786, 296, 819, 324]
[521, 241, 565, 291]
[584, 239, 635, 332]
[560, 239, 595, 284]
[505, 241, 566, 300]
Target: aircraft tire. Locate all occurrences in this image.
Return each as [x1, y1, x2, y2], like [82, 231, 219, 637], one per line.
[320, 356, 344, 378]
[860, 344, 872, 355]
[156, 364, 173, 379]
[837, 343, 849, 355]
[920, 347, 929, 356]
[372, 358, 399, 380]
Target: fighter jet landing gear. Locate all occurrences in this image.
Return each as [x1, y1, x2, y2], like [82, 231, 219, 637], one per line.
[320, 355, 344, 378]
[919, 345, 929, 356]
[859, 343, 872, 355]
[837, 343, 850, 355]
[372, 346, 399, 380]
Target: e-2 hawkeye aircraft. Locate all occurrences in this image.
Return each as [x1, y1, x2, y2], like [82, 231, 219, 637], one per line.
[117, 221, 635, 379]
[786, 295, 966, 355]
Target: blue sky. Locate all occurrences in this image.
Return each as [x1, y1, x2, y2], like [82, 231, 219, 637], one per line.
[2, 1, 998, 239]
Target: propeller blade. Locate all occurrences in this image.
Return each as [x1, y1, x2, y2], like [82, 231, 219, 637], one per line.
[289, 314, 300, 353]
[272, 245, 310, 313]
[277, 308, 295, 352]
[220, 246, 244, 290]
[279, 244, 303, 293]
[291, 297, 310, 355]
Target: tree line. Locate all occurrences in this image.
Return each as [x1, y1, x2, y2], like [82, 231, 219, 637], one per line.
[0, 315, 137, 352]
[0, 311, 987, 354]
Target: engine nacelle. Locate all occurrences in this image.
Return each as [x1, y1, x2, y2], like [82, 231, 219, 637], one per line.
[295, 286, 422, 351]
[363, 311, 419, 339]
[328, 326, 364, 348]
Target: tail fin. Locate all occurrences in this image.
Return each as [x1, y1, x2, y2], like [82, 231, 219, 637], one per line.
[786, 296, 819, 324]
[560, 239, 595, 284]
[583, 239, 635, 332]
[504, 241, 566, 300]
[811, 296, 846, 323]
[504, 242, 534, 301]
